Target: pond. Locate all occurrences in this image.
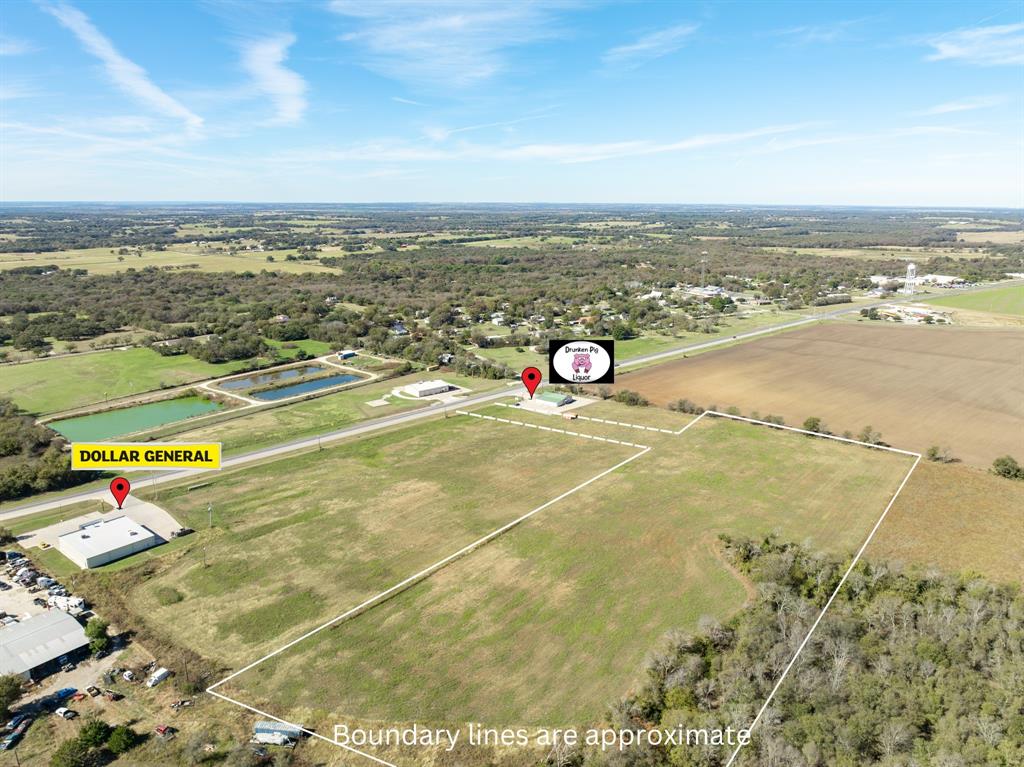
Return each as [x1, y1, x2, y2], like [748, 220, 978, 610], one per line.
[253, 374, 361, 401]
[50, 396, 224, 442]
[217, 365, 324, 391]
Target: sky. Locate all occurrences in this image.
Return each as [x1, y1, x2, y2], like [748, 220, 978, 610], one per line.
[1, 0, 1022, 206]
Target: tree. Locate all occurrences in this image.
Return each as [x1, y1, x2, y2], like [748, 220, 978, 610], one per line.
[802, 416, 825, 433]
[992, 455, 1024, 480]
[926, 445, 954, 463]
[77, 718, 111, 748]
[0, 526, 13, 544]
[49, 738, 101, 767]
[0, 674, 22, 719]
[857, 425, 882, 445]
[106, 724, 138, 755]
[85, 617, 110, 655]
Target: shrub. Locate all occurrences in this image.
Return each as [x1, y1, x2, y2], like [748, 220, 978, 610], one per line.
[992, 455, 1024, 480]
[77, 719, 111, 748]
[155, 586, 184, 605]
[106, 724, 138, 755]
[613, 389, 649, 407]
[926, 445, 954, 463]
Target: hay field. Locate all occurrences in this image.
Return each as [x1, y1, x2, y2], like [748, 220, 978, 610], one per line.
[923, 283, 1024, 317]
[868, 460, 1024, 584]
[223, 406, 912, 729]
[128, 415, 638, 666]
[619, 323, 1024, 468]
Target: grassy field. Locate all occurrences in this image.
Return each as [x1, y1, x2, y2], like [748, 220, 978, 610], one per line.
[868, 460, 1024, 584]
[127, 415, 638, 667]
[0, 348, 250, 414]
[762, 245, 970, 260]
[922, 284, 1024, 317]
[262, 337, 333, 358]
[0, 246, 340, 274]
[212, 403, 912, 732]
[462, 235, 578, 248]
[152, 371, 505, 454]
[619, 323, 1024, 467]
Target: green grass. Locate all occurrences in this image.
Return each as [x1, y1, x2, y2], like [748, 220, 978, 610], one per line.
[0, 347, 250, 415]
[922, 284, 1024, 316]
[215, 406, 912, 728]
[125, 413, 635, 666]
[154, 371, 505, 454]
[262, 338, 333, 358]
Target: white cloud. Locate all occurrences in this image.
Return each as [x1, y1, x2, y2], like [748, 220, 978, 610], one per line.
[392, 96, 428, 106]
[238, 34, 308, 125]
[916, 95, 1006, 115]
[602, 23, 698, 70]
[771, 20, 861, 45]
[925, 23, 1024, 66]
[0, 34, 35, 56]
[40, 2, 202, 132]
[328, 1, 564, 87]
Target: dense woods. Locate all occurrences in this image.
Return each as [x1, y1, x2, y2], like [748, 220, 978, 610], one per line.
[583, 537, 1023, 767]
[0, 398, 99, 500]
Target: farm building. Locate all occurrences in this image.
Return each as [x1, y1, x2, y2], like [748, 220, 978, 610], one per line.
[0, 611, 89, 681]
[404, 380, 453, 398]
[538, 391, 574, 407]
[337, 350, 357, 359]
[253, 720, 304, 746]
[58, 515, 160, 569]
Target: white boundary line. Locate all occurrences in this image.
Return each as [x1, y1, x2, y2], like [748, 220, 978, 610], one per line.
[204, 404, 920, 767]
[206, 416, 650, 765]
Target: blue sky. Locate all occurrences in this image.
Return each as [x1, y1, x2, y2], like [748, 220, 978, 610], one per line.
[1, 1, 1021, 205]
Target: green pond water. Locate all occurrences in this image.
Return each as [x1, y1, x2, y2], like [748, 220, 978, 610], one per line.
[50, 396, 223, 442]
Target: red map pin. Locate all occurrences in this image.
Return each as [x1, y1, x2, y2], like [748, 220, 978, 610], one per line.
[521, 367, 542, 398]
[109, 477, 131, 509]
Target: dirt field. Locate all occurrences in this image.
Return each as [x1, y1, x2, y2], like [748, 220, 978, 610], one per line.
[868, 460, 1024, 585]
[618, 323, 1024, 468]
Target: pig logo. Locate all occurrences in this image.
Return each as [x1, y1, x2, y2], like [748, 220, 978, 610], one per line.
[572, 353, 592, 374]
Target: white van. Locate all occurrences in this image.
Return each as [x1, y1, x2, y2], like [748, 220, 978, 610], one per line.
[146, 667, 170, 688]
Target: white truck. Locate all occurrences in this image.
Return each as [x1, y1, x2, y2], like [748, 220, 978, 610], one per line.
[146, 667, 170, 688]
[47, 595, 86, 613]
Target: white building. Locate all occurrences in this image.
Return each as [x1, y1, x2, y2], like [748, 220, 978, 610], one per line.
[0, 611, 89, 681]
[404, 379, 453, 398]
[58, 515, 160, 569]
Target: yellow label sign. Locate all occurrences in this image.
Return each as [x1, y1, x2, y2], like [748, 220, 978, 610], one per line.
[72, 442, 222, 471]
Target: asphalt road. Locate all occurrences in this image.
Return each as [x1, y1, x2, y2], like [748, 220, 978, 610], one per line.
[0, 385, 519, 521]
[4, 280, 1018, 523]
[617, 280, 1022, 369]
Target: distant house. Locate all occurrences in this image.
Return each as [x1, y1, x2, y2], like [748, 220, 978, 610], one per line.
[271, 314, 290, 324]
[438, 353, 455, 365]
[337, 350, 357, 359]
[391, 322, 409, 336]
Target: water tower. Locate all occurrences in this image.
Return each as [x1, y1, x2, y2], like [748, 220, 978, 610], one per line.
[901, 262, 917, 295]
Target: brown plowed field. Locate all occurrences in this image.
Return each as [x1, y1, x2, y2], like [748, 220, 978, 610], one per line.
[618, 323, 1024, 467]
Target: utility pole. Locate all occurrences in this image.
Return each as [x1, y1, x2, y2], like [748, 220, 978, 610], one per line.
[207, 502, 213, 529]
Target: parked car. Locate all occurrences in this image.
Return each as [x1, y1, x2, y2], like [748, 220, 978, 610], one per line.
[52, 688, 77, 702]
[0, 581, 10, 591]
[146, 667, 170, 688]
[32, 597, 47, 607]
[54, 707, 77, 720]
[86, 686, 101, 697]
[154, 725, 177, 741]
[36, 577, 55, 588]
[122, 670, 135, 682]
[171, 527, 194, 538]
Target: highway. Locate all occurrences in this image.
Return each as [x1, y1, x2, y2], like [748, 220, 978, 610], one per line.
[0, 385, 520, 521]
[3, 280, 1018, 523]
[617, 280, 1022, 370]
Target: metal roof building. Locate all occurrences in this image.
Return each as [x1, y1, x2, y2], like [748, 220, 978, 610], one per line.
[0, 611, 89, 680]
[404, 379, 453, 398]
[58, 515, 160, 569]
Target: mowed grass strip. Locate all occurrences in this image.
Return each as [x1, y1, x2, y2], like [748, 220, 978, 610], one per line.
[922, 283, 1024, 317]
[0, 347, 249, 414]
[130, 415, 636, 665]
[228, 413, 913, 728]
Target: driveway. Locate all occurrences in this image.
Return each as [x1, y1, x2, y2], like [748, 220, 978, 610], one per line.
[18, 497, 182, 552]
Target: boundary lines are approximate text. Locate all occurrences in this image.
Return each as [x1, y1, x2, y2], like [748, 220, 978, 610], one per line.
[206, 405, 920, 767]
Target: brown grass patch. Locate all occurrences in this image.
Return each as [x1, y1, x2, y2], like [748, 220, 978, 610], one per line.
[618, 323, 1024, 468]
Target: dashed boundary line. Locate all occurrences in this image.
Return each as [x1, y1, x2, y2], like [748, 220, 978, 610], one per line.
[207, 417, 650, 766]
[207, 403, 920, 767]
[456, 409, 652, 449]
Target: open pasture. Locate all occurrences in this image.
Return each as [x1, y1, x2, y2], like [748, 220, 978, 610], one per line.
[128, 414, 637, 666]
[619, 323, 1024, 468]
[217, 403, 912, 733]
[0, 347, 249, 415]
